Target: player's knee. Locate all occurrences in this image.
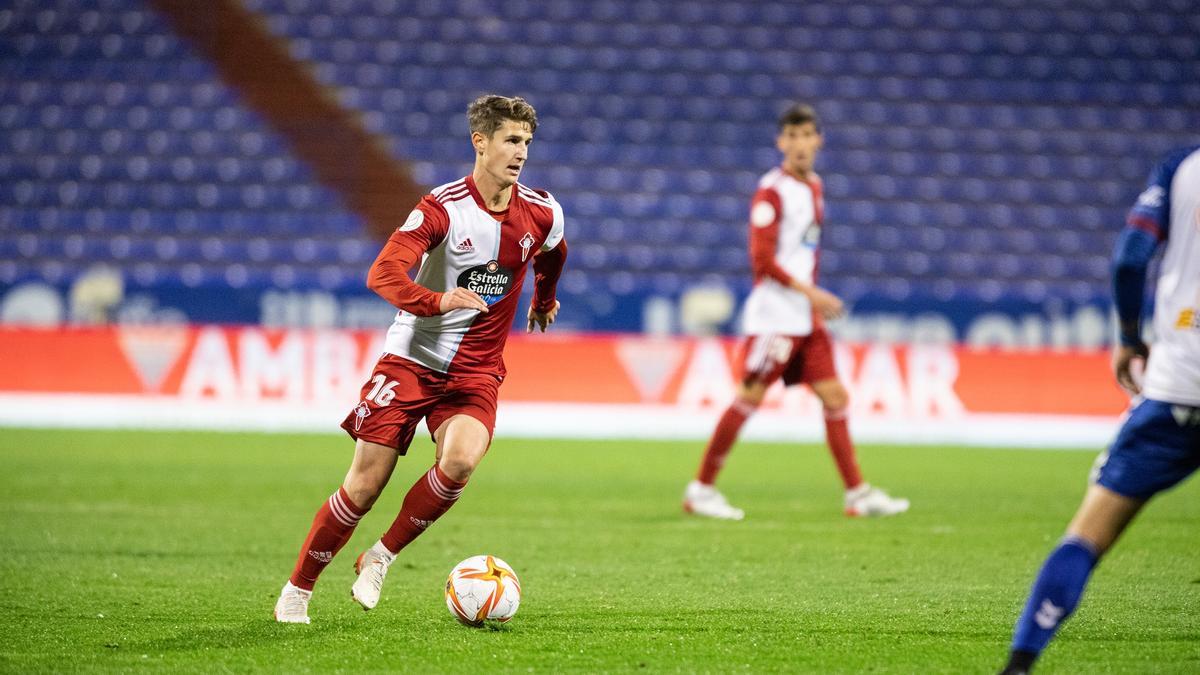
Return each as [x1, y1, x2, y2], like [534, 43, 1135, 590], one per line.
[439, 450, 481, 483]
[343, 473, 387, 509]
[823, 391, 849, 411]
[818, 384, 849, 411]
[436, 415, 491, 482]
[736, 382, 767, 406]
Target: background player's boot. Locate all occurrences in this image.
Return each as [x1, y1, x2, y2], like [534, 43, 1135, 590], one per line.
[683, 480, 745, 520]
[273, 581, 312, 624]
[844, 484, 910, 517]
[351, 541, 396, 610]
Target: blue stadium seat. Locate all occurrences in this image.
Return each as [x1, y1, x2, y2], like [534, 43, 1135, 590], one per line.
[2, 0, 1197, 330]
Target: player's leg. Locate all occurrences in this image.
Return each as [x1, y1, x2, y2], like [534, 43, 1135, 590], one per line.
[686, 336, 783, 520]
[1001, 485, 1144, 674]
[275, 439, 397, 623]
[1001, 398, 1200, 674]
[353, 379, 498, 610]
[808, 377, 862, 489]
[695, 378, 767, 486]
[809, 376, 905, 516]
[685, 379, 763, 520]
[383, 413, 486, 552]
[800, 328, 908, 517]
[278, 354, 427, 621]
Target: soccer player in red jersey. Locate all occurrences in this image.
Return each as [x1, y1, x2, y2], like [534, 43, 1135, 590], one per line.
[274, 95, 567, 623]
[683, 103, 909, 520]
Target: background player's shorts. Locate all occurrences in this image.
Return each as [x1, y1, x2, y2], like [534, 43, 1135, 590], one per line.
[340, 354, 500, 454]
[739, 328, 837, 387]
[1092, 398, 1200, 500]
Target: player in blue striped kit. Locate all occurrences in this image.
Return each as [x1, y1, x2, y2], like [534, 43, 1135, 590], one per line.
[1000, 144, 1200, 674]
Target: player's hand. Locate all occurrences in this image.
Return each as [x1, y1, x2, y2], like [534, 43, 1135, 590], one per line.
[527, 300, 560, 333]
[804, 285, 845, 320]
[1112, 341, 1149, 396]
[439, 287, 489, 314]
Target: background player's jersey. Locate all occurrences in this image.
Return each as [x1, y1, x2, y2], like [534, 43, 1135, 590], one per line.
[741, 167, 824, 336]
[1137, 145, 1200, 406]
[383, 176, 564, 377]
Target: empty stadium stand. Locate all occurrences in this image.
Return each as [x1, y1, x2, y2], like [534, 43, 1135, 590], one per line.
[2, 0, 1198, 332]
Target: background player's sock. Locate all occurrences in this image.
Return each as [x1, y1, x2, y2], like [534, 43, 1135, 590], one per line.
[289, 486, 368, 591]
[1009, 536, 1099, 662]
[380, 464, 466, 554]
[823, 406, 863, 489]
[697, 398, 756, 484]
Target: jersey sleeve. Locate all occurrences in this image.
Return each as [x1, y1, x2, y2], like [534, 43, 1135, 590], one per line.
[1110, 227, 1159, 347]
[532, 239, 567, 313]
[395, 195, 452, 254]
[747, 187, 795, 286]
[1109, 149, 1194, 345]
[1125, 148, 1191, 242]
[530, 191, 566, 312]
[365, 196, 451, 317]
[541, 193, 565, 251]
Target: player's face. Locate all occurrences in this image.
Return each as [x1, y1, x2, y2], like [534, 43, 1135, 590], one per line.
[776, 122, 823, 177]
[474, 119, 533, 188]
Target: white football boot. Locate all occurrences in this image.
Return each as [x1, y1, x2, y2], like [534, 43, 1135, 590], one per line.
[844, 484, 910, 517]
[683, 480, 745, 521]
[350, 541, 396, 610]
[273, 581, 312, 624]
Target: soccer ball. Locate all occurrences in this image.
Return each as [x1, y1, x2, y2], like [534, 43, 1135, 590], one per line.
[445, 555, 522, 626]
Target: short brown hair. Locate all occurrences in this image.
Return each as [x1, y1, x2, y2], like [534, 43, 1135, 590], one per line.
[467, 94, 538, 138]
[778, 103, 821, 132]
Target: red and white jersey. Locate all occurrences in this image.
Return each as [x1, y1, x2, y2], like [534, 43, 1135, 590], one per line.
[382, 175, 564, 378]
[741, 166, 824, 336]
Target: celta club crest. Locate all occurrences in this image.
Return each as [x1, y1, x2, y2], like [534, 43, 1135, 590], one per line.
[519, 232, 536, 261]
[353, 401, 371, 432]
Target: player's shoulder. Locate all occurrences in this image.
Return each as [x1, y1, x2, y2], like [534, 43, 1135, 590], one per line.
[516, 182, 562, 227]
[428, 178, 472, 206]
[401, 180, 465, 232]
[413, 178, 472, 226]
[1139, 145, 1200, 203]
[757, 167, 786, 190]
[1159, 144, 1200, 167]
[516, 182, 558, 208]
[1153, 145, 1200, 183]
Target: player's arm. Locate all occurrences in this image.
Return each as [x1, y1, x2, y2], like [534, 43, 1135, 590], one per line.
[748, 188, 843, 319]
[1110, 163, 1171, 393]
[528, 198, 567, 333]
[367, 199, 488, 316]
[527, 239, 566, 333]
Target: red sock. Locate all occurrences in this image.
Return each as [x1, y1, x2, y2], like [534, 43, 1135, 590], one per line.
[380, 464, 467, 554]
[824, 406, 863, 489]
[289, 486, 367, 591]
[696, 398, 756, 485]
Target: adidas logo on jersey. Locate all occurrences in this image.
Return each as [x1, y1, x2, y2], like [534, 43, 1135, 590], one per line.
[456, 238, 474, 252]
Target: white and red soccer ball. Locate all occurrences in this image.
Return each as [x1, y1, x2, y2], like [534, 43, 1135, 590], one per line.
[445, 555, 521, 626]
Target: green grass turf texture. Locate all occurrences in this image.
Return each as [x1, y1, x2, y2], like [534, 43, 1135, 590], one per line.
[0, 428, 1196, 674]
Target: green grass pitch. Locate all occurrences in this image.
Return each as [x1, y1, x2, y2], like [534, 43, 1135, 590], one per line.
[1, 427, 1197, 673]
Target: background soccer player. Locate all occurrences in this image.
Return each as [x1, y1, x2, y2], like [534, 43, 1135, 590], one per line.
[684, 103, 909, 520]
[274, 94, 568, 623]
[999, 144, 1200, 674]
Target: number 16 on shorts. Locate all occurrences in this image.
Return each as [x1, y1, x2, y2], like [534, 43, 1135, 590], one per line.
[353, 374, 398, 432]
